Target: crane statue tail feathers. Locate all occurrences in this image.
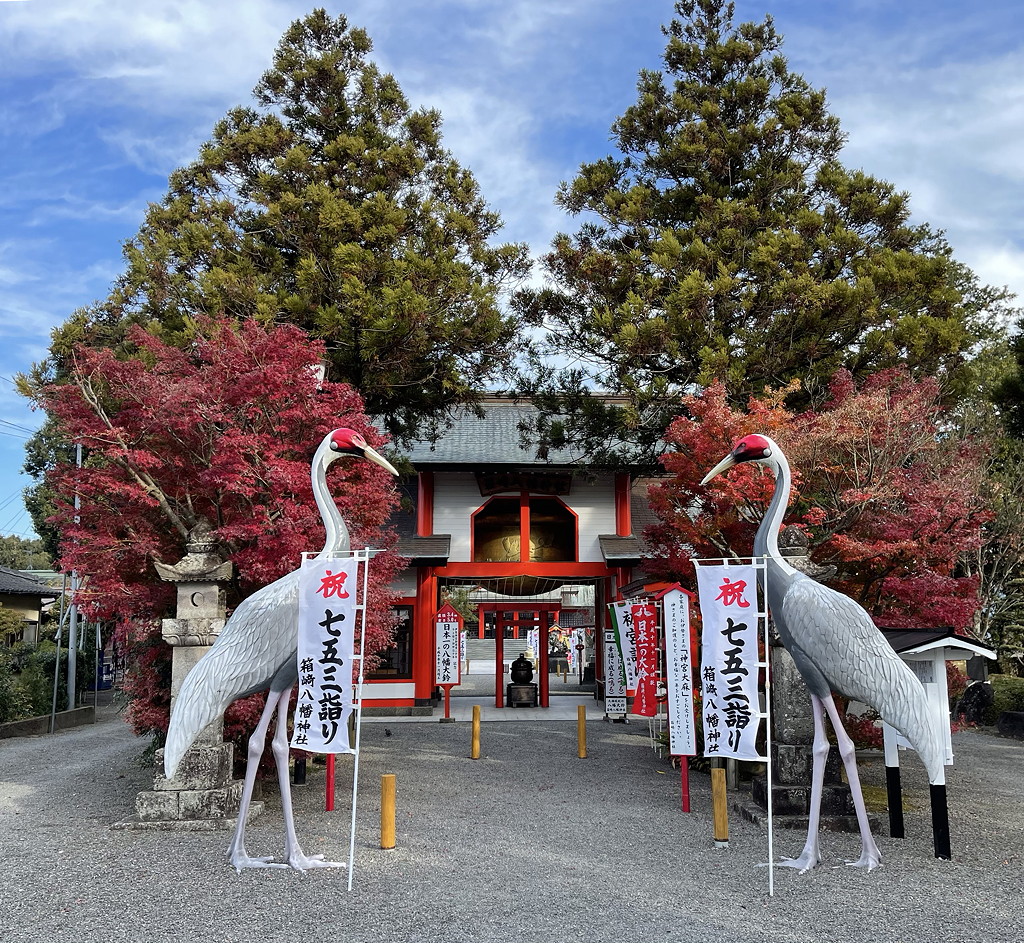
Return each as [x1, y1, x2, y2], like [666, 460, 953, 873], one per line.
[780, 575, 945, 785]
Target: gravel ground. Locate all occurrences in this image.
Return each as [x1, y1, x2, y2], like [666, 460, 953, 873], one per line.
[1, 702, 1021, 943]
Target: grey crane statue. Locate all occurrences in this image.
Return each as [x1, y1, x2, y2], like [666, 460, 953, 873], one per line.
[702, 433, 945, 872]
[163, 427, 399, 872]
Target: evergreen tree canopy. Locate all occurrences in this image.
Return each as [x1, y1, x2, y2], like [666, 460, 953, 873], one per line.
[992, 317, 1024, 438]
[0, 535, 52, 571]
[45, 9, 530, 445]
[517, 0, 1010, 467]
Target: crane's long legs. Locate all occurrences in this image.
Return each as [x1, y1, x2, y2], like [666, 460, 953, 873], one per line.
[778, 693, 829, 873]
[779, 693, 882, 873]
[271, 686, 344, 871]
[227, 688, 289, 871]
[820, 694, 881, 870]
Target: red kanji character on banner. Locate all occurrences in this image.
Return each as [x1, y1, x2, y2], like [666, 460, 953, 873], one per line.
[715, 576, 750, 608]
[317, 569, 351, 599]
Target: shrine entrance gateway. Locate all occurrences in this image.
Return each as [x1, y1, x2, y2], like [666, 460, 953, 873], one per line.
[482, 604, 560, 708]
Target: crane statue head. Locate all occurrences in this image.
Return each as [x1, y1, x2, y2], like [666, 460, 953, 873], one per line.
[700, 433, 779, 485]
[324, 428, 400, 477]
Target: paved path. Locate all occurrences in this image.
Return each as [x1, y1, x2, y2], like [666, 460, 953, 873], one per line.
[2, 701, 1022, 943]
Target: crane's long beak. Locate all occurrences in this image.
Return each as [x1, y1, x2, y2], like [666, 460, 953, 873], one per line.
[700, 452, 737, 486]
[362, 442, 400, 477]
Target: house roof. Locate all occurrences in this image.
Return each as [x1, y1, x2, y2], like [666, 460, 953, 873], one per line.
[0, 566, 60, 599]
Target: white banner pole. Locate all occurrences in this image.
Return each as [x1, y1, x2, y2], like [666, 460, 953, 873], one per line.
[347, 548, 372, 892]
[756, 556, 775, 898]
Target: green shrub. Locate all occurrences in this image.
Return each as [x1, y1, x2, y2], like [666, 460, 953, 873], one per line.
[0, 650, 32, 722]
[984, 674, 1024, 725]
[13, 642, 64, 716]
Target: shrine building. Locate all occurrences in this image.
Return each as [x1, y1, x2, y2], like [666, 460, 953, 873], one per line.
[362, 398, 654, 713]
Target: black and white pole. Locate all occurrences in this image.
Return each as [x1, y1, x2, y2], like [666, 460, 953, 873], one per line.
[930, 778, 951, 860]
[882, 725, 905, 839]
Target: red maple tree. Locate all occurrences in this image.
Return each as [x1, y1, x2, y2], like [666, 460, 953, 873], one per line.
[646, 370, 990, 631]
[34, 318, 402, 741]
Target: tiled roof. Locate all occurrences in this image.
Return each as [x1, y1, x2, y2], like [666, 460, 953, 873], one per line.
[404, 400, 615, 468]
[0, 566, 60, 598]
[396, 535, 451, 565]
[598, 535, 644, 566]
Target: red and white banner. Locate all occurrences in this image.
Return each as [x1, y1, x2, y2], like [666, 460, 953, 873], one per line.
[630, 603, 659, 717]
[291, 556, 358, 754]
[695, 564, 761, 761]
[434, 603, 462, 686]
[662, 588, 696, 756]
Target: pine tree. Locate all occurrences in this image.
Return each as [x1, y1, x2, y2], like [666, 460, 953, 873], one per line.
[517, 0, 1008, 467]
[46, 9, 530, 445]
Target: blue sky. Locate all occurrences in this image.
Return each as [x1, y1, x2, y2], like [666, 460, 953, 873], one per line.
[1, 0, 1022, 543]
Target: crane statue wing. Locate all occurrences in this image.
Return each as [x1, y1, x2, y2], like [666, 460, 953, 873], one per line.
[164, 571, 300, 779]
[782, 575, 944, 783]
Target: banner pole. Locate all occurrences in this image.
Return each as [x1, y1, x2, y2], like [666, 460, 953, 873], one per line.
[759, 556, 775, 898]
[347, 548, 371, 892]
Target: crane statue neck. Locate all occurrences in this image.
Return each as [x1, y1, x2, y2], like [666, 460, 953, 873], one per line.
[312, 440, 350, 557]
[753, 450, 792, 569]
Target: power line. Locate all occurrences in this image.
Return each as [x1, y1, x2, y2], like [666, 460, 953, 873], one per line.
[0, 428, 32, 441]
[0, 417, 37, 436]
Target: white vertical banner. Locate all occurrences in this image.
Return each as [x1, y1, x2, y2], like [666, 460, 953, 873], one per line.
[608, 601, 638, 689]
[695, 563, 762, 761]
[434, 603, 462, 685]
[603, 629, 628, 716]
[663, 588, 696, 756]
[292, 556, 359, 754]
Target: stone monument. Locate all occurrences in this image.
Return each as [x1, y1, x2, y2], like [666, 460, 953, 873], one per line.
[115, 522, 260, 830]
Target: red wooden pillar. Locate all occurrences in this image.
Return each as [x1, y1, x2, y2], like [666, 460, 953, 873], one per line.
[519, 491, 530, 563]
[414, 569, 437, 702]
[614, 472, 631, 537]
[539, 616, 550, 708]
[416, 471, 434, 536]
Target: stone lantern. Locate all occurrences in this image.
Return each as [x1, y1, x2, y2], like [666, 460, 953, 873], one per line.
[117, 522, 259, 830]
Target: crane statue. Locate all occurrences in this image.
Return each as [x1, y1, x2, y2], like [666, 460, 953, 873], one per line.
[702, 433, 945, 872]
[163, 427, 399, 872]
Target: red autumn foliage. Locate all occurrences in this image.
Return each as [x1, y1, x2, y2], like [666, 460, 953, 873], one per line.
[35, 318, 402, 743]
[646, 370, 990, 631]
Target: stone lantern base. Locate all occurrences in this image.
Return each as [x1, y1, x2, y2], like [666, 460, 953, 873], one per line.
[114, 742, 262, 831]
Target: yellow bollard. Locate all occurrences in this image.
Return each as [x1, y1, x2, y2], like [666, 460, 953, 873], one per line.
[711, 765, 729, 847]
[380, 774, 396, 849]
[577, 704, 587, 758]
[471, 704, 481, 759]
